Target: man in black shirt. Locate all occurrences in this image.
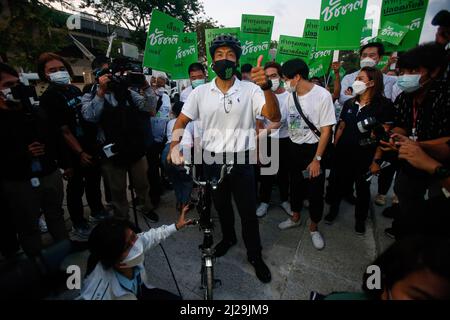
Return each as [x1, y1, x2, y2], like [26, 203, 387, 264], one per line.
[38, 53, 107, 241]
[381, 43, 450, 239]
[0, 62, 69, 259]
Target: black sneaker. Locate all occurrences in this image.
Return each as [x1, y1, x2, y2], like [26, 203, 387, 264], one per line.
[144, 210, 159, 223]
[324, 211, 338, 225]
[213, 239, 237, 258]
[355, 221, 366, 235]
[248, 257, 272, 283]
[382, 204, 400, 219]
[384, 227, 396, 239]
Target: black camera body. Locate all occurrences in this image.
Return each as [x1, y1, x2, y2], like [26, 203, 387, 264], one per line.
[95, 58, 146, 94]
[357, 117, 391, 146]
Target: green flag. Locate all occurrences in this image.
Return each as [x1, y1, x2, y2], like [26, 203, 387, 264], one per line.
[240, 14, 274, 67]
[376, 55, 390, 70]
[171, 33, 198, 80]
[379, 0, 429, 51]
[276, 36, 315, 65]
[143, 9, 185, 74]
[378, 21, 410, 46]
[303, 19, 320, 41]
[317, 0, 368, 50]
[361, 19, 374, 43]
[205, 27, 240, 80]
[308, 48, 333, 78]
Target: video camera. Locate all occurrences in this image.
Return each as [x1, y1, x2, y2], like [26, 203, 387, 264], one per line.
[94, 57, 146, 93]
[357, 117, 392, 146]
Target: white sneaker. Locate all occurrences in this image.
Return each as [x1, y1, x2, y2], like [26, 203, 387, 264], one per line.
[39, 216, 48, 234]
[303, 200, 310, 208]
[256, 203, 269, 217]
[310, 231, 325, 250]
[280, 201, 293, 216]
[374, 194, 386, 206]
[278, 218, 301, 230]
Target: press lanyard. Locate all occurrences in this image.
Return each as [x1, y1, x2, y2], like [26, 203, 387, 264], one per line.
[411, 100, 419, 141]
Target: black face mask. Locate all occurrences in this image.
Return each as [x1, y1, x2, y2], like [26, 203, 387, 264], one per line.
[213, 59, 237, 80]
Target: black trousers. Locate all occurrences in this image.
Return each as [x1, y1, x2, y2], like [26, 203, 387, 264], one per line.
[146, 142, 165, 206]
[377, 159, 398, 195]
[204, 162, 262, 260]
[67, 161, 105, 227]
[259, 137, 290, 203]
[328, 144, 375, 222]
[289, 141, 325, 224]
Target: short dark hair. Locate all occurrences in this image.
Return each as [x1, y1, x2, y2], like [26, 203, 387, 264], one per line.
[397, 42, 447, 73]
[241, 63, 253, 73]
[87, 218, 140, 274]
[264, 62, 282, 76]
[37, 52, 74, 82]
[91, 55, 110, 70]
[188, 63, 205, 75]
[360, 42, 385, 57]
[281, 59, 309, 80]
[362, 236, 450, 300]
[0, 62, 19, 81]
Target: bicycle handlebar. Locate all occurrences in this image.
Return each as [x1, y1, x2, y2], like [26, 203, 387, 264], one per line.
[184, 162, 234, 188]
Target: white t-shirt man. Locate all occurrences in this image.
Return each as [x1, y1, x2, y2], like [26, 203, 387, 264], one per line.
[151, 93, 171, 143]
[339, 71, 397, 105]
[257, 91, 290, 139]
[181, 78, 265, 154]
[287, 85, 337, 145]
[180, 85, 193, 103]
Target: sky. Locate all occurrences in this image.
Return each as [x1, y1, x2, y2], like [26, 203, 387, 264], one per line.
[201, 0, 450, 43]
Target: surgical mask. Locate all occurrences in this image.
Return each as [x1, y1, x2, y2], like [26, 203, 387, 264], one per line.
[285, 80, 296, 94]
[212, 60, 236, 80]
[120, 236, 145, 268]
[271, 78, 281, 92]
[352, 80, 368, 96]
[0, 88, 18, 102]
[49, 71, 71, 85]
[397, 74, 421, 93]
[360, 57, 377, 68]
[191, 79, 206, 89]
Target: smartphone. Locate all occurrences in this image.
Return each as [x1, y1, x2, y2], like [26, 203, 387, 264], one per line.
[103, 144, 117, 158]
[302, 169, 323, 179]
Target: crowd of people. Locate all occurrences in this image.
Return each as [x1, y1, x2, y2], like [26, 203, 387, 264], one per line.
[0, 9, 449, 300]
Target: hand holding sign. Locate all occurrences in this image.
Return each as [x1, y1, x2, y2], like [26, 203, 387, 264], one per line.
[251, 55, 269, 88]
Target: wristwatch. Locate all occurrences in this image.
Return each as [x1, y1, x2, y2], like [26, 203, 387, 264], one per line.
[434, 166, 450, 179]
[260, 80, 273, 91]
[315, 155, 322, 162]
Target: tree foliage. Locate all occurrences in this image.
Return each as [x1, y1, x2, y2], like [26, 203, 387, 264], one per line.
[80, 0, 205, 50]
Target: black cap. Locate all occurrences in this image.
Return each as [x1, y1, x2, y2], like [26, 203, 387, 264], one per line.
[432, 10, 450, 27]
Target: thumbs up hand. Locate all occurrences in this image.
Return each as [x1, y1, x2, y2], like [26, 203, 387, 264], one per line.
[251, 55, 270, 88]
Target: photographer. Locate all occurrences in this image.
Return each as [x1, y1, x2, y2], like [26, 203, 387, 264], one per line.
[38, 52, 107, 241]
[380, 43, 449, 239]
[0, 62, 69, 260]
[81, 57, 159, 222]
[324, 67, 395, 235]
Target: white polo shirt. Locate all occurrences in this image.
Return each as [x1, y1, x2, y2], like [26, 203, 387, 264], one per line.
[180, 85, 193, 103]
[287, 85, 336, 145]
[181, 77, 265, 153]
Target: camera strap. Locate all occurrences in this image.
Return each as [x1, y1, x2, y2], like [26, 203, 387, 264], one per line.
[292, 91, 321, 138]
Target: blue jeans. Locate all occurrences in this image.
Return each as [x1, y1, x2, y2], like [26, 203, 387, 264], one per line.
[161, 144, 193, 205]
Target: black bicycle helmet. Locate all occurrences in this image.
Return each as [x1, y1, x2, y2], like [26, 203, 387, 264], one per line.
[209, 34, 242, 60]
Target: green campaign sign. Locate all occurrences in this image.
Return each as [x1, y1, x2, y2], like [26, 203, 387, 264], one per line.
[172, 33, 198, 80]
[143, 9, 185, 74]
[376, 55, 390, 70]
[240, 14, 274, 67]
[276, 36, 315, 65]
[379, 0, 428, 51]
[205, 27, 240, 80]
[308, 48, 333, 78]
[303, 19, 320, 41]
[317, 0, 368, 50]
[378, 21, 409, 46]
[361, 19, 374, 42]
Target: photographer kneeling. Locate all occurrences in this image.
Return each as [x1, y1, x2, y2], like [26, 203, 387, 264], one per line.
[80, 206, 192, 300]
[325, 67, 395, 235]
[81, 57, 159, 222]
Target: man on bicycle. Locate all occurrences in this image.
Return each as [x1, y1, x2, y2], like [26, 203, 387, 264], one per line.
[168, 35, 280, 283]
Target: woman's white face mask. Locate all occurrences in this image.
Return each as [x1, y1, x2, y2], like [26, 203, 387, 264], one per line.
[119, 236, 145, 268]
[49, 71, 71, 85]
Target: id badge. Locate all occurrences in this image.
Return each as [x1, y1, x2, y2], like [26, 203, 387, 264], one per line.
[409, 128, 418, 142]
